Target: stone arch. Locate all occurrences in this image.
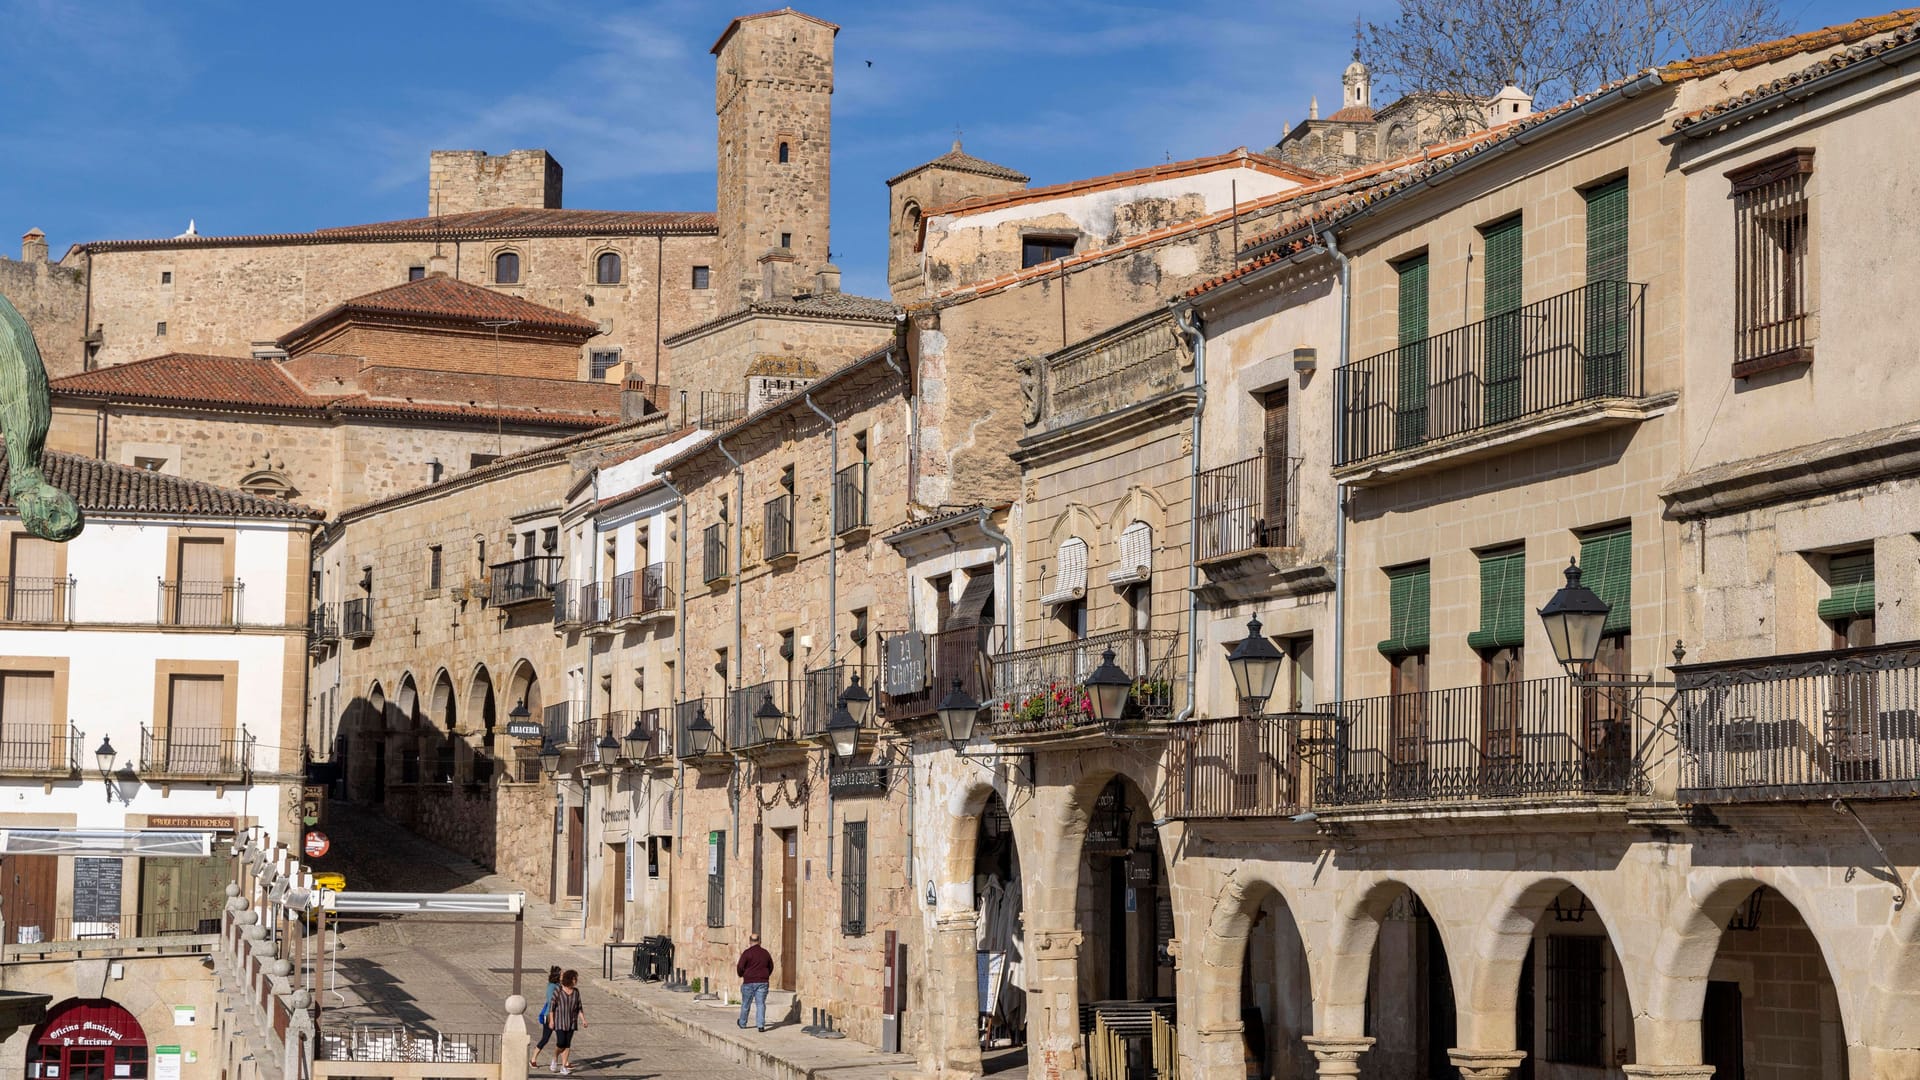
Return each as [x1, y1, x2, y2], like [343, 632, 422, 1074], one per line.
[592, 247, 623, 286]
[1322, 877, 1466, 1042]
[1106, 484, 1169, 543]
[924, 772, 1033, 1076]
[491, 247, 523, 285]
[1193, 873, 1316, 1078]
[391, 674, 419, 732]
[1867, 917, 1920, 1069]
[428, 669, 457, 729]
[1460, 875, 1639, 1051]
[237, 468, 297, 500]
[365, 681, 387, 726]
[1045, 503, 1100, 550]
[505, 660, 542, 726]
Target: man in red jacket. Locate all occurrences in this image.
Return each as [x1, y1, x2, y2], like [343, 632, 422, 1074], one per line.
[736, 933, 774, 1031]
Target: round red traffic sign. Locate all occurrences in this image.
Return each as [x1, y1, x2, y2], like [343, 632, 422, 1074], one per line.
[303, 830, 330, 858]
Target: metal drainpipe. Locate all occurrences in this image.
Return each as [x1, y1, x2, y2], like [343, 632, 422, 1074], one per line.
[884, 330, 915, 510]
[974, 508, 1014, 652]
[804, 390, 839, 665]
[1320, 229, 1352, 703]
[660, 477, 689, 937]
[716, 436, 745, 858]
[1170, 303, 1206, 725]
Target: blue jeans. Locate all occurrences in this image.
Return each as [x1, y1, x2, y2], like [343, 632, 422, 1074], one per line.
[738, 982, 769, 1029]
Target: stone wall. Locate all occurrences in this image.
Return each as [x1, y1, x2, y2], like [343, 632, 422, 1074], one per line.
[663, 311, 894, 404]
[295, 324, 588, 382]
[428, 150, 563, 216]
[0, 243, 88, 378]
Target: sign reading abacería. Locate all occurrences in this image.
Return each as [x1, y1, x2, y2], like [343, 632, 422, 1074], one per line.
[505, 720, 544, 740]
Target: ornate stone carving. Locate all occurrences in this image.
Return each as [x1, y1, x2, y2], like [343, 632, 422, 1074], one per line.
[1448, 1049, 1528, 1079]
[1302, 1036, 1374, 1079]
[1018, 356, 1045, 427]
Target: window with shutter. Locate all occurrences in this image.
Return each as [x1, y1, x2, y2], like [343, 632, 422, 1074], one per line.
[1108, 522, 1152, 585]
[841, 821, 867, 935]
[1819, 551, 1875, 622]
[1378, 563, 1431, 656]
[1584, 179, 1631, 396]
[1395, 255, 1430, 449]
[0, 672, 55, 771]
[8, 535, 61, 622]
[1042, 538, 1089, 606]
[1578, 527, 1632, 634]
[1483, 216, 1525, 424]
[707, 830, 726, 928]
[1467, 548, 1527, 651]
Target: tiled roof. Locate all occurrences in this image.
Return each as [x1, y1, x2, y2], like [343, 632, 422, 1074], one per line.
[78, 207, 716, 254]
[657, 343, 903, 473]
[277, 275, 599, 347]
[1184, 236, 1326, 299]
[1672, 13, 1920, 133]
[888, 142, 1030, 186]
[1325, 105, 1377, 123]
[884, 503, 991, 542]
[1658, 8, 1919, 81]
[1, 448, 323, 520]
[327, 396, 617, 429]
[711, 7, 839, 54]
[926, 149, 1320, 218]
[51, 354, 327, 411]
[662, 290, 899, 346]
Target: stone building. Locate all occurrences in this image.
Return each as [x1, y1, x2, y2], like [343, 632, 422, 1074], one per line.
[1264, 56, 1502, 176]
[0, 229, 87, 378]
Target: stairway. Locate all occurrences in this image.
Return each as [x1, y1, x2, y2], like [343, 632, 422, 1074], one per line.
[535, 896, 583, 933]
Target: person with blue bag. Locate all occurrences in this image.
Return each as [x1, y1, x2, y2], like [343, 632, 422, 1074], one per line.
[529, 966, 561, 1070]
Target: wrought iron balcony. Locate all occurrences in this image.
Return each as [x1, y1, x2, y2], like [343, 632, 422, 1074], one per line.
[698, 390, 747, 430]
[990, 628, 1181, 737]
[728, 680, 803, 750]
[800, 664, 883, 739]
[834, 463, 870, 536]
[308, 602, 338, 642]
[342, 597, 373, 640]
[881, 624, 1003, 722]
[1676, 642, 1920, 802]
[0, 723, 81, 777]
[552, 580, 581, 627]
[1335, 280, 1645, 466]
[629, 563, 672, 618]
[1, 575, 73, 623]
[600, 708, 669, 760]
[764, 494, 796, 563]
[158, 579, 243, 627]
[702, 523, 729, 584]
[1196, 453, 1301, 561]
[140, 724, 251, 779]
[674, 697, 729, 760]
[1165, 717, 1301, 819]
[488, 556, 561, 606]
[1307, 674, 1648, 807]
[578, 581, 610, 628]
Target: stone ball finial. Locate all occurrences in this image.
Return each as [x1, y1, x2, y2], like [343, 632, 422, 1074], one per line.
[951, 139, 963, 153]
[237, 910, 258, 926]
[226, 883, 241, 897]
[244, 924, 267, 941]
[272, 959, 294, 977]
[290, 990, 310, 1011]
[226, 896, 248, 913]
[505, 994, 528, 1016]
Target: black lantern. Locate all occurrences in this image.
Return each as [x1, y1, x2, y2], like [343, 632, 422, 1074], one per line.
[840, 675, 873, 727]
[826, 701, 859, 761]
[596, 725, 620, 760]
[622, 716, 650, 761]
[1083, 648, 1133, 724]
[1226, 615, 1285, 711]
[685, 705, 716, 756]
[537, 736, 562, 776]
[95, 736, 116, 776]
[753, 691, 785, 744]
[937, 679, 982, 744]
[1538, 558, 1612, 670]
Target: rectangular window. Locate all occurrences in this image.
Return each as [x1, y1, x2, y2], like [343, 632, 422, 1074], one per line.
[692, 265, 710, 289]
[1394, 253, 1430, 449]
[174, 537, 227, 625]
[133, 456, 166, 472]
[469, 453, 499, 469]
[647, 836, 662, 879]
[841, 821, 867, 936]
[1467, 548, 1526, 652]
[1262, 388, 1290, 546]
[1378, 563, 1431, 658]
[155, 322, 167, 337]
[1820, 549, 1876, 647]
[164, 674, 226, 773]
[707, 831, 726, 928]
[1546, 935, 1608, 1065]
[590, 350, 622, 380]
[1021, 236, 1075, 268]
[1584, 178, 1631, 395]
[427, 546, 443, 591]
[1730, 149, 1813, 375]
[780, 232, 792, 249]
[407, 265, 426, 281]
[1482, 215, 1525, 424]
[1579, 526, 1632, 636]
[0, 672, 55, 770]
[159, 271, 172, 285]
[8, 535, 61, 622]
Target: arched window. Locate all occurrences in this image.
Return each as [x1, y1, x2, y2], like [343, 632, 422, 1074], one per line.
[238, 470, 297, 500]
[595, 251, 621, 285]
[1041, 537, 1089, 606]
[494, 250, 520, 285]
[778, 141, 791, 164]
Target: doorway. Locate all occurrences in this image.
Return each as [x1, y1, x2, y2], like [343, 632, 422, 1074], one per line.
[565, 807, 585, 897]
[608, 842, 626, 940]
[780, 829, 799, 989]
[2, 853, 56, 942]
[29, 999, 149, 1080]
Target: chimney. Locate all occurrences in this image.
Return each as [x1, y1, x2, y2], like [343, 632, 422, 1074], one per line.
[621, 377, 656, 422]
[20, 229, 46, 263]
[1487, 85, 1534, 124]
[427, 251, 451, 277]
[758, 247, 796, 303]
[816, 263, 842, 296]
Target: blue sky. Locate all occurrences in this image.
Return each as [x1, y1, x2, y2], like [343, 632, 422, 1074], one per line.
[0, 0, 1893, 299]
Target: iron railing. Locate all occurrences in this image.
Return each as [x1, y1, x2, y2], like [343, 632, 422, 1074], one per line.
[764, 494, 796, 561]
[728, 680, 802, 749]
[1676, 643, 1920, 802]
[141, 724, 251, 778]
[699, 390, 748, 429]
[600, 708, 670, 759]
[1, 575, 73, 623]
[834, 463, 869, 535]
[1165, 717, 1301, 818]
[801, 664, 883, 737]
[882, 625, 1003, 722]
[990, 628, 1181, 736]
[552, 580, 581, 627]
[316, 1028, 501, 1064]
[11, 910, 227, 943]
[703, 523, 729, 584]
[342, 598, 372, 640]
[629, 562, 671, 616]
[308, 602, 338, 642]
[0, 723, 80, 775]
[675, 698, 728, 759]
[488, 556, 561, 605]
[1195, 453, 1301, 560]
[1309, 675, 1647, 806]
[158, 579, 242, 626]
[1336, 280, 1645, 465]
[579, 581, 609, 625]
[542, 702, 576, 744]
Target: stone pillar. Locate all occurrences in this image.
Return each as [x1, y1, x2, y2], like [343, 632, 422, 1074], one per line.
[1028, 927, 1086, 1080]
[927, 910, 984, 1077]
[1448, 1049, 1528, 1079]
[1621, 1068, 1715, 1079]
[1302, 1035, 1373, 1078]
[502, 995, 530, 1080]
[1191, 1019, 1246, 1080]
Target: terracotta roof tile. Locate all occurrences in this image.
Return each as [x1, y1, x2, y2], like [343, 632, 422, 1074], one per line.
[78, 208, 716, 254]
[662, 291, 899, 347]
[327, 396, 617, 429]
[2, 448, 322, 520]
[1325, 105, 1377, 123]
[1672, 13, 1920, 132]
[277, 275, 598, 348]
[888, 142, 1030, 186]
[50, 353, 328, 411]
[1184, 237, 1326, 299]
[926, 149, 1320, 218]
[1659, 8, 1920, 81]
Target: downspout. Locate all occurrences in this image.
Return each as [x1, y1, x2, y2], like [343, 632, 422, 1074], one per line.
[1320, 229, 1352, 704]
[660, 476, 689, 939]
[975, 508, 1014, 652]
[716, 436, 745, 857]
[1170, 304, 1206, 725]
[804, 389, 840, 664]
[885, 322, 915, 511]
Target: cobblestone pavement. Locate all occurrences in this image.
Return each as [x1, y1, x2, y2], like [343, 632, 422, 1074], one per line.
[301, 798, 764, 1080]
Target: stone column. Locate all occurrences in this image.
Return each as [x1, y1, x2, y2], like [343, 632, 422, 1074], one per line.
[501, 995, 530, 1080]
[928, 910, 984, 1077]
[1028, 927, 1087, 1080]
[1448, 1049, 1528, 1079]
[1302, 1035, 1374, 1078]
[1620, 1067, 1715, 1079]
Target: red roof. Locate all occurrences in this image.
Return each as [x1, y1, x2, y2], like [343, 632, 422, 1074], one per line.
[277, 275, 599, 349]
[1, 449, 323, 520]
[1659, 7, 1919, 81]
[927, 149, 1320, 218]
[78, 207, 716, 254]
[51, 354, 325, 411]
[1325, 105, 1377, 123]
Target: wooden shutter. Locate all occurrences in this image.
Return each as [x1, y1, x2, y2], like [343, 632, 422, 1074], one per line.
[1396, 255, 1430, 448]
[1584, 180, 1630, 395]
[179, 538, 222, 582]
[1378, 564, 1431, 656]
[0, 672, 55, 770]
[177, 538, 224, 624]
[10, 536, 59, 622]
[841, 821, 867, 935]
[1467, 549, 1527, 650]
[1579, 527, 1632, 634]
[1819, 552, 1876, 621]
[1110, 522, 1151, 584]
[1585, 180, 1629, 283]
[1263, 389, 1290, 545]
[1483, 216, 1525, 423]
[1043, 538, 1089, 605]
[166, 675, 223, 735]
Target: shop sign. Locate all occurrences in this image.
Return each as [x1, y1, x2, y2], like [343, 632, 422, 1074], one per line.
[145, 816, 235, 830]
[829, 766, 887, 797]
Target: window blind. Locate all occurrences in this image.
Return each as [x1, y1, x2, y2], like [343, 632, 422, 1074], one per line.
[1467, 549, 1527, 650]
[1378, 563, 1431, 657]
[1041, 538, 1089, 606]
[1819, 551, 1875, 621]
[1579, 527, 1632, 634]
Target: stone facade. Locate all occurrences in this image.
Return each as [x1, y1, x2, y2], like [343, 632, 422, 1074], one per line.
[428, 149, 563, 216]
[1263, 59, 1490, 176]
[0, 230, 87, 378]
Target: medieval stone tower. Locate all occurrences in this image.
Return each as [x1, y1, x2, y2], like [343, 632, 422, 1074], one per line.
[712, 9, 837, 309]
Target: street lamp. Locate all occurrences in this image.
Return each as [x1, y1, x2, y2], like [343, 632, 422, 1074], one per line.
[596, 724, 620, 762]
[684, 705, 716, 756]
[826, 700, 859, 761]
[1538, 558, 1612, 672]
[95, 737, 137, 805]
[753, 691, 785, 745]
[936, 679, 981, 745]
[840, 675, 873, 727]
[537, 736, 562, 777]
[1225, 615, 1285, 714]
[622, 716, 650, 761]
[1083, 648, 1133, 724]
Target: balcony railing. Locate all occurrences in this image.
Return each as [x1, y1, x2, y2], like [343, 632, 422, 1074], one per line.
[882, 625, 1004, 722]
[141, 724, 251, 778]
[764, 495, 796, 562]
[0, 723, 81, 776]
[342, 597, 373, 640]
[1196, 453, 1301, 560]
[316, 1028, 501, 1065]
[7, 909, 227, 945]
[579, 581, 609, 625]
[800, 664, 883, 738]
[489, 556, 561, 605]
[1335, 280, 1645, 465]
[1676, 643, 1920, 802]
[1, 575, 73, 623]
[158, 579, 242, 626]
[629, 562, 671, 617]
[699, 390, 748, 430]
[675, 697, 728, 759]
[600, 708, 670, 759]
[728, 680, 802, 750]
[308, 602, 338, 642]
[834, 463, 869, 536]
[552, 580, 580, 627]
[703, 523, 729, 584]
[542, 702, 576, 744]
[1029, 310, 1190, 434]
[1309, 675, 1647, 807]
[1165, 717, 1301, 818]
[990, 628, 1180, 736]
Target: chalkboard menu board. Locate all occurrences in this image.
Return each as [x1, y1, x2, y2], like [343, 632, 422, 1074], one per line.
[73, 857, 123, 923]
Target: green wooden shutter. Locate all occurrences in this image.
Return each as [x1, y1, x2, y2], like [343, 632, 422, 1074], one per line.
[1584, 179, 1630, 396]
[1579, 526, 1632, 635]
[1396, 255, 1430, 449]
[1483, 216, 1524, 424]
[1467, 549, 1527, 650]
[1818, 551, 1876, 621]
[1378, 563, 1432, 656]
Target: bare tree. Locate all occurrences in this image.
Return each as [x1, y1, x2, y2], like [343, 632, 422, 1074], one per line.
[1362, 0, 1790, 116]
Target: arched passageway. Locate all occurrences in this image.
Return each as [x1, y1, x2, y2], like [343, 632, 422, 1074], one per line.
[1361, 885, 1458, 1079]
[1078, 774, 1170, 1005]
[1240, 887, 1313, 1079]
[975, 789, 1027, 1069]
[1694, 884, 1847, 1079]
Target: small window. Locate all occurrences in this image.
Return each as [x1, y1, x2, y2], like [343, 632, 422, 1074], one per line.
[159, 271, 172, 285]
[595, 251, 622, 285]
[778, 141, 791, 164]
[850, 607, 868, 648]
[1821, 549, 1876, 648]
[428, 459, 444, 483]
[647, 836, 663, 879]
[133, 456, 167, 472]
[841, 820, 867, 936]
[155, 321, 167, 336]
[1545, 935, 1608, 1065]
[1022, 236, 1076, 268]
[692, 265, 711, 289]
[427, 546, 443, 591]
[408, 265, 426, 281]
[590, 350, 622, 380]
[707, 830, 727, 928]
[542, 527, 558, 552]
[780, 232, 792, 249]
[469, 453, 499, 469]
[1729, 149, 1814, 375]
[494, 250, 521, 285]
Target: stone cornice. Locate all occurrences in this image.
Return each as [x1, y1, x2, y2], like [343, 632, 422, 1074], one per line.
[1012, 388, 1197, 467]
[1661, 416, 1920, 519]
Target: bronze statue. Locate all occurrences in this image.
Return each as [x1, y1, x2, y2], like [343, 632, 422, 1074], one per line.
[0, 294, 82, 540]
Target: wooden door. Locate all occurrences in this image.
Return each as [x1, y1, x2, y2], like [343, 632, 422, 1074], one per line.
[176, 538, 224, 624]
[565, 807, 585, 897]
[609, 843, 626, 940]
[0, 671, 55, 771]
[164, 675, 224, 774]
[1480, 647, 1524, 791]
[140, 854, 226, 935]
[2, 853, 57, 941]
[9, 535, 59, 622]
[1389, 653, 1429, 797]
[780, 830, 798, 989]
